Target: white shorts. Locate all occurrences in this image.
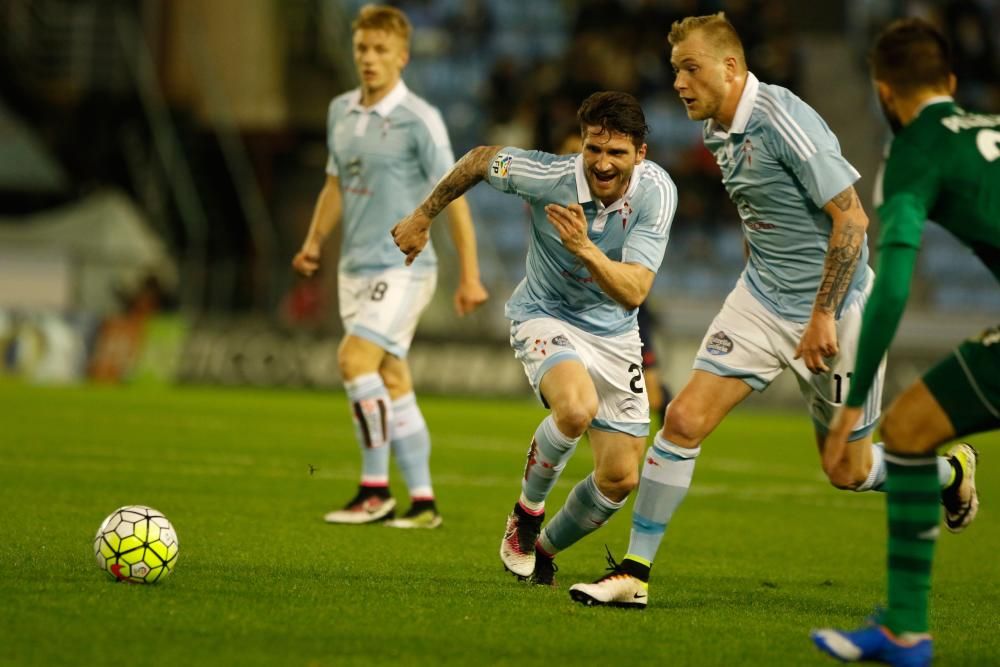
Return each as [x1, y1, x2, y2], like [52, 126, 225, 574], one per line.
[693, 280, 885, 439]
[338, 267, 436, 358]
[510, 317, 650, 437]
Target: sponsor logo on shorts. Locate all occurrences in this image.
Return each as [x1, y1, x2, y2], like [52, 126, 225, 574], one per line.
[706, 331, 734, 356]
[616, 396, 644, 418]
[491, 153, 513, 177]
[551, 334, 572, 348]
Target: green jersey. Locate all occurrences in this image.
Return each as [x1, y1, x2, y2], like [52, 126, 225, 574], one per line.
[847, 98, 1000, 406]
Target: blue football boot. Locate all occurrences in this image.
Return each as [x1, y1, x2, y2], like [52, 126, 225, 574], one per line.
[811, 624, 932, 667]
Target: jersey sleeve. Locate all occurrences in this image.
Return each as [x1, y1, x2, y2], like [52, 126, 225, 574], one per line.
[764, 98, 860, 208]
[622, 171, 677, 272]
[844, 244, 919, 407]
[876, 137, 942, 248]
[485, 147, 569, 203]
[412, 106, 456, 184]
[325, 101, 340, 177]
[844, 144, 937, 406]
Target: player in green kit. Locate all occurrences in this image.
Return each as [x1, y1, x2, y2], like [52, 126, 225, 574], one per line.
[812, 18, 997, 666]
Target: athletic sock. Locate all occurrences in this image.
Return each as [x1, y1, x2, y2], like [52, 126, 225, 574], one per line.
[856, 442, 887, 492]
[344, 372, 392, 486]
[537, 473, 624, 555]
[389, 393, 434, 501]
[620, 556, 651, 583]
[626, 434, 700, 565]
[940, 456, 959, 490]
[518, 415, 580, 513]
[856, 442, 956, 493]
[409, 498, 437, 513]
[884, 451, 940, 635]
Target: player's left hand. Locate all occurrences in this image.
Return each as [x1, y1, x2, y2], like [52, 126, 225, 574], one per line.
[454, 279, 489, 316]
[545, 203, 591, 255]
[795, 310, 838, 374]
[392, 210, 433, 266]
[823, 405, 862, 474]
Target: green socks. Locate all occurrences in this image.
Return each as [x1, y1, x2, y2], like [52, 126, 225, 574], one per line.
[884, 452, 941, 634]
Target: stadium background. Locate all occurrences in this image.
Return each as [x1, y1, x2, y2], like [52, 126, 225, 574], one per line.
[2, 3, 1000, 666]
[1, 0, 998, 400]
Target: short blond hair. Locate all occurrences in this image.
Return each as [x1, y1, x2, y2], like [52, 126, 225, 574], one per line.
[352, 4, 411, 44]
[668, 12, 746, 69]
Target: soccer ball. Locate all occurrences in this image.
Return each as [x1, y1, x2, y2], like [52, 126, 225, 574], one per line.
[93, 505, 179, 583]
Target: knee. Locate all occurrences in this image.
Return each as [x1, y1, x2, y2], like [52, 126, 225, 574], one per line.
[663, 398, 708, 446]
[552, 396, 598, 438]
[337, 339, 379, 381]
[825, 463, 866, 491]
[379, 368, 406, 396]
[337, 349, 364, 381]
[594, 468, 638, 503]
[553, 405, 596, 438]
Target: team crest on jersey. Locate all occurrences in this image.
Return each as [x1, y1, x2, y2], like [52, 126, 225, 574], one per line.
[347, 156, 363, 177]
[706, 331, 734, 356]
[491, 153, 513, 177]
[741, 138, 753, 167]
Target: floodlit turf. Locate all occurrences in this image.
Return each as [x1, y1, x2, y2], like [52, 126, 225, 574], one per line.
[1, 381, 997, 666]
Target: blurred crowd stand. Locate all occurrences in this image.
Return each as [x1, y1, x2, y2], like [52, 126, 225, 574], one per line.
[0, 0, 997, 393]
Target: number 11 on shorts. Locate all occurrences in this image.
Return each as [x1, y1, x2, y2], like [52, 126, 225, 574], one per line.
[833, 372, 853, 404]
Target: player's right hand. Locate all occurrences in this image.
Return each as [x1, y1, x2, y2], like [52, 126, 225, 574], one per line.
[795, 310, 838, 374]
[454, 279, 489, 316]
[292, 240, 322, 277]
[822, 405, 862, 480]
[392, 211, 432, 266]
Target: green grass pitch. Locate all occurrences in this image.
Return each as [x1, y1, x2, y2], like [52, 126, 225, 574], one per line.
[1, 381, 997, 666]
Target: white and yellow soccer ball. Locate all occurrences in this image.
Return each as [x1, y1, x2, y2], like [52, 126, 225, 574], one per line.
[94, 505, 179, 583]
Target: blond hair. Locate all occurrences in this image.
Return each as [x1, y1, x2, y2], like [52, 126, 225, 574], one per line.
[668, 12, 746, 69]
[352, 4, 412, 44]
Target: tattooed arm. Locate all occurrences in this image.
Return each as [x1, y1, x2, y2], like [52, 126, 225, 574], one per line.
[392, 145, 501, 266]
[793, 185, 869, 374]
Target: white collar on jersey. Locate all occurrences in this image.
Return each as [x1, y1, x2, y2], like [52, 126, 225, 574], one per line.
[707, 71, 759, 137]
[574, 153, 645, 212]
[346, 79, 409, 116]
[915, 95, 954, 117]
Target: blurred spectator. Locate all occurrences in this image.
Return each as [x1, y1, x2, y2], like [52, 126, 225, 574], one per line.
[943, 0, 999, 111]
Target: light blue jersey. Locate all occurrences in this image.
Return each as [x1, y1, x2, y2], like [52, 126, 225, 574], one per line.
[327, 81, 454, 275]
[703, 72, 872, 322]
[486, 148, 677, 336]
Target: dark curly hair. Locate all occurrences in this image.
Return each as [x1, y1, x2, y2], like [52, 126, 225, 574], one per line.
[577, 91, 649, 149]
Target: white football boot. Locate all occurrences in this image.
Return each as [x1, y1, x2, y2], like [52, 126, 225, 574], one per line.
[570, 553, 649, 609]
[500, 506, 543, 579]
[324, 487, 396, 524]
